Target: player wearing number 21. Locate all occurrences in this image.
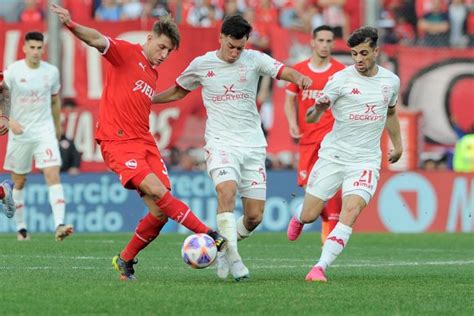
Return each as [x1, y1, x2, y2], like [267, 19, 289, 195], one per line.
[287, 26, 403, 282]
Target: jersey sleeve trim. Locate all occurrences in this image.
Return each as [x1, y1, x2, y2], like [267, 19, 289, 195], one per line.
[101, 36, 111, 55]
[176, 79, 191, 92]
[285, 90, 297, 96]
[276, 65, 285, 80]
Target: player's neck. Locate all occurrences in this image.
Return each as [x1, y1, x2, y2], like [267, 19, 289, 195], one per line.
[310, 56, 329, 68]
[25, 59, 40, 69]
[358, 65, 379, 77]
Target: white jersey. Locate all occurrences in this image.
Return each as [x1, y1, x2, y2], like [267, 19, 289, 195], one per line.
[319, 65, 400, 169]
[176, 49, 284, 147]
[4, 59, 60, 142]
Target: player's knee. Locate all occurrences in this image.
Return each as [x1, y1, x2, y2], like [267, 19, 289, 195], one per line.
[244, 213, 263, 230]
[300, 211, 318, 224]
[216, 184, 237, 207]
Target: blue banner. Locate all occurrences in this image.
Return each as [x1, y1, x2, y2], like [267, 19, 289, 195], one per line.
[0, 171, 322, 233]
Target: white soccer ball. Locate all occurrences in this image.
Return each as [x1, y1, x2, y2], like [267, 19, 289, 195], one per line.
[181, 233, 217, 269]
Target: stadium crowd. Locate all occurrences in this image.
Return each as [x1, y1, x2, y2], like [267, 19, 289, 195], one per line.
[1, 0, 473, 47]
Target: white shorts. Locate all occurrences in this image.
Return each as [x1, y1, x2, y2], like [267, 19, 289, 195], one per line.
[204, 144, 267, 200]
[3, 138, 62, 174]
[306, 157, 380, 205]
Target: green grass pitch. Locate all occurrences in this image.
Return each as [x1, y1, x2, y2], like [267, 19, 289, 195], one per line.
[0, 232, 473, 315]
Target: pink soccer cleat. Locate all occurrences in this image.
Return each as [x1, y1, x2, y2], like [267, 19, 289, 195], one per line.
[305, 266, 327, 282]
[287, 215, 304, 241]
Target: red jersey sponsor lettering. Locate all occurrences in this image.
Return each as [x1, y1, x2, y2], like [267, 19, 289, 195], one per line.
[286, 58, 345, 145]
[96, 38, 158, 143]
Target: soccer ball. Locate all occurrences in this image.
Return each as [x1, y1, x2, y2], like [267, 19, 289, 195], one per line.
[181, 233, 217, 269]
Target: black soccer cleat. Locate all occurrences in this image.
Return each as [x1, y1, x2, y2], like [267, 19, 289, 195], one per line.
[112, 255, 138, 281]
[207, 230, 228, 252]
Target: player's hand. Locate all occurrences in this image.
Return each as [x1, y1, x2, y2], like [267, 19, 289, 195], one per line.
[0, 116, 8, 136]
[315, 95, 331, 110]
[388, 148, 403, 164]
[9, 120, 24, 135]
[50, 3, 71, 25]
[289, 122, 302, 139]
[297, 75, 312, 90]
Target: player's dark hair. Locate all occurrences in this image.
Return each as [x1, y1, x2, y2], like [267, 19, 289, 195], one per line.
[312, 25, 334, 38]
[221, 14, 252, 40]
[25, 32, 44, 42]
[152, 15, 180, 49]
[347, 26, 378, 48]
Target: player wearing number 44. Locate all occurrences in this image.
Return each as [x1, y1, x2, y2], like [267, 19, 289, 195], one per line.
[287, 26, 403, 282]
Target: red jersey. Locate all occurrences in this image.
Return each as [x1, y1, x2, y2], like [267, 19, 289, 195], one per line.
[96, 37, 158, 143]
[286, 58, 345, 145]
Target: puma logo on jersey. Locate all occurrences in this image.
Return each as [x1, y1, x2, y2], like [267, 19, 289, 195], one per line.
[133, 80, 155, 100]
[138, 62, 146, 71]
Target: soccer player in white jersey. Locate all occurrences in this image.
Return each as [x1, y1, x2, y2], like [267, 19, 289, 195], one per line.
[153, 14, 312, 281]
[287, 26, 403, 282]
[0, 71, 16, 219]
[3, 32, 73, 241]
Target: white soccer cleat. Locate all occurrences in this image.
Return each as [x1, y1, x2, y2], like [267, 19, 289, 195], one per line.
[216, 251, 229, 279]
[226, 245, 249, 281]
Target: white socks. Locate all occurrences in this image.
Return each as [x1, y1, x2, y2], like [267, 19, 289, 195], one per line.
[316, 222, 352, 270]
[13, 188, 26, 231]
[217, 212, 238, 249]
[236, 215, 252, 241]
[48, 184, 66, 228]
[294, 202, 304, 223]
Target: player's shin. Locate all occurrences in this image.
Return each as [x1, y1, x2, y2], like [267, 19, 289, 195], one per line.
[13, 188, 26, 230]
[120, 212, 167, 261]
[155, 191, 210, 234]
[217, 212, 237, 248]
[48, 184, 65, 227]
[316, 222, 352, 270]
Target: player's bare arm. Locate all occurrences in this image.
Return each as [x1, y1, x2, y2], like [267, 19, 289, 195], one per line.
[152, 85, 190, 104]
[51, 94, 62, 140]
[385, 105, 403, 164]
[306, 95, 330, 123]
[50, 4, 107, 52]
[279, 67, 312, 90]
[284, 93, 302, 138]
[0, 80, 11, 135]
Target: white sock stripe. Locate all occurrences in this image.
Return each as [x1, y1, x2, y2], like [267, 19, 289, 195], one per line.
[134, 232, 149, 243]
[178, 209, 191, 224]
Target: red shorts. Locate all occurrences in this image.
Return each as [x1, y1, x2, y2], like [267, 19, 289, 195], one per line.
[99, 139, 171, 191]
[297, 143, 321, 187]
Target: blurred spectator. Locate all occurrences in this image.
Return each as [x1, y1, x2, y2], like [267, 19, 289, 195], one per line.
[142, 0, 171, 19]
[121, 0, 144, 20]
[60, 99, 81, 175]
[0, 1, 21, 22]
[449, 0, 468, 47]
[187, 0, 222, 27]
[417, 0, 450, 46]
[95, 0, 123, 21]
[223, 0, 244, 17]
[20, 0, 44, 23]
[280, 0, 321, 33]
[393, 11, 416, 44]
[254, 0, 279, 25]
[319, 0, 349, 39]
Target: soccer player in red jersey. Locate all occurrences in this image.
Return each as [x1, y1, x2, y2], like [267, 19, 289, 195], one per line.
[51, 4, 227, 281]
[284, 26, 346, 244]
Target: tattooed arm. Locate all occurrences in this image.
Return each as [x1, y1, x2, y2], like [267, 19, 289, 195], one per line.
[0, 79, 11, 136]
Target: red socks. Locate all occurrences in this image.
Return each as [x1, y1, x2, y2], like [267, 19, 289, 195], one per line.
[120, 213, 167, 261]
[156, 191, 210, 234]
[321, 190, 342, 243]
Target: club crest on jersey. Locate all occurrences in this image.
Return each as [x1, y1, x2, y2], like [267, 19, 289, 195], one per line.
[238, 64, 247, 83]
[381, 85, 391, 105]
[125, 159, 138, 169]
[133, 80, 155, 100]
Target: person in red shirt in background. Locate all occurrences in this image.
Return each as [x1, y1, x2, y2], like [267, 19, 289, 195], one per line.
[284, 25, 345, 244]
[20, 0, 44, 23]
[50, 3, 227, 281]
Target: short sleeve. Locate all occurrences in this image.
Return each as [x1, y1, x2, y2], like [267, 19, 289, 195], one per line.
[254, 50, 284, 79]
[51, 67, 61, 95]
[389, 76, 401, 108]
[286, 81, 299, 95]
[102, 37, 130, 67]
[3, 67, 12, 89]
[176, 58, 202, 91]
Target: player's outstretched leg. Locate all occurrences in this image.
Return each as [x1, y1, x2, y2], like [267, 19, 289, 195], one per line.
[55, 224, 74, 241]
[207, 230, 228, 252]
[0, 180, 15, 218]
[112, 255, 138, 281]
[287, 203, 304, 241]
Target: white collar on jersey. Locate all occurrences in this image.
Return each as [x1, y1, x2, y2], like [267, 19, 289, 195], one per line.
[307, 61, 332, 73]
